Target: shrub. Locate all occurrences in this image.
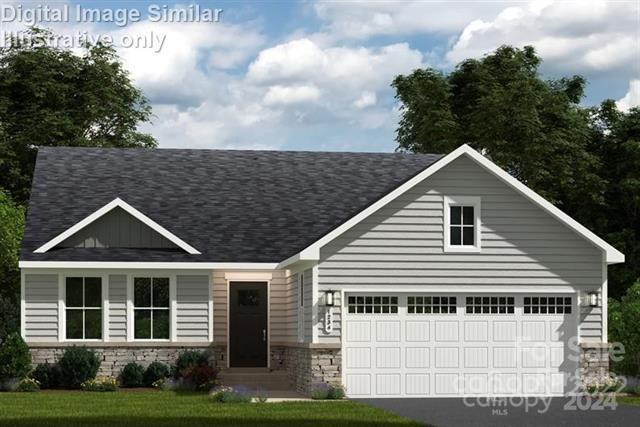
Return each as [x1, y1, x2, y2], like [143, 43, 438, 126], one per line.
[181, 364, 219, 391]
[15, 378, 40, 392]
[0, 333, 31, 382]
[609, 281, 640, 376]
[58, 346, 100, 389]
[144, 361, 170, 387]
[311, 383, 345, 400]
[81, 375, 118, 392]
[584, 376, 624, 394]
[30, 363, 61, 389]
[173, 350, 208, 378]
[120, 362, 145, 388]
[209, 386, 252, 403]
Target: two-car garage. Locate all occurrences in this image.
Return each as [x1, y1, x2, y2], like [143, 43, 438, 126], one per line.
[343, 293, 579, 397]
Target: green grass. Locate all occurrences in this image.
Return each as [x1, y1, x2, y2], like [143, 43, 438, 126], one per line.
[0, 391, 420, 427]
[620, 395, 640, 406]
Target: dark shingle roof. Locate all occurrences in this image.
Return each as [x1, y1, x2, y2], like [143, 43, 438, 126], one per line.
[21, 147, 442, 263]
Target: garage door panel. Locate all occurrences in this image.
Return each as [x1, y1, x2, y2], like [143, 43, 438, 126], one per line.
[344, 293, 578, 398]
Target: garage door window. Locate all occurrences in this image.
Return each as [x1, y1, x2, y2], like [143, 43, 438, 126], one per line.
[466, 296, 514, 314]
[407, 296, 457, 314]
[524, 296, 572, 314]
[347, 296, 398, 314]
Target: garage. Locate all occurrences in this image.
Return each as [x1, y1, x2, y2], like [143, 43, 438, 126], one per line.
[343, 293, 579, 397]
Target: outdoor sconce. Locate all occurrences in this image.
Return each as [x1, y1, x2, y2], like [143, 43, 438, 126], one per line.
[588, 292, 599, 307]
[325, 290, 335, 307]
[324, 291, 335, 333]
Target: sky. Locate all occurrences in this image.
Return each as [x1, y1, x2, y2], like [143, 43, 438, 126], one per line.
[1, 0, 639, 152]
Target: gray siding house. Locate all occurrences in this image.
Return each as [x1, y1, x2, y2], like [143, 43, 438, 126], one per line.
[20, 144, 623, 397]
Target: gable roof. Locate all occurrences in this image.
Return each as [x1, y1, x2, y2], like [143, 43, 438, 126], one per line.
[21, 147, 442, 264]
[34, 198, 201, 255]
[281, 144, 624, 266]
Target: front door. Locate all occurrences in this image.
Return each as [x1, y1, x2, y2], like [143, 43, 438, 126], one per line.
[229, 282, 268, 367]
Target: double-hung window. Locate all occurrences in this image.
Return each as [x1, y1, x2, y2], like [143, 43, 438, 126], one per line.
[134, 277, 170, 340]
[444, 196, 481, 252]
[66, 277, 102, 340]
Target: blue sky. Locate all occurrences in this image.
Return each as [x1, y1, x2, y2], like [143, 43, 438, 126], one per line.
[3, 0, 639, 151]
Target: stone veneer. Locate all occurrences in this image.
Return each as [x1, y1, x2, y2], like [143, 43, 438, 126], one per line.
[580, 342, 610, 385]
[29, 344, 225, 377]
[282, 346, 341, 394]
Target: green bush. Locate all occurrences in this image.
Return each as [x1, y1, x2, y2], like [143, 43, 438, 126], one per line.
[58, 346, 100, 389]
[0, 333, 31, 382]
[81, 375, 118, 392]
[173, 350, 208, 378]
[120, 362, 144, 387]
[311, 383, 345, 400]
[144, 361, 170, 387]
[15, 378, 40, 392]
[210, 386, 252, 403]
[30, 363, 61, 389]
[609, 281, 640, 376]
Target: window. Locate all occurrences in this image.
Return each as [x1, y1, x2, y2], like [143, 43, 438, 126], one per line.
[408, 296, 457, 314]
[524, 296, 572, 314]
[134, 277, 170, 340]
[66, 277, 102, 340]
[466, 296, 514, 314]
[444, 196, 481, 252]
[347, 296, 398, 314]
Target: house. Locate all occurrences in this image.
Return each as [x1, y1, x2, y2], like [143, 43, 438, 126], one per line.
[19, 144, 623, 397]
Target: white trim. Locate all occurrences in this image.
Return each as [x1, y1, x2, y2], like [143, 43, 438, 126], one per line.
[33, 197, 201, 255]
[58, 274, 64, 341]
[170, 274, 177, 342]
[278, 145, 624, 267]
[443, 195, 481, 253]
[208, 271, 214, 342]
[602, 253, 608, 343]
[297, 272, 304, 343]
[311, 264, 319, 343]
[323, 284, 591, 293]
[126, 275, 133, 341]
[226, 279, 230, 368]
[20, 270, 26, 339]
[225, 272, 273, 281]
[102, 273, 109, 342]
[20, 261, 278, 270]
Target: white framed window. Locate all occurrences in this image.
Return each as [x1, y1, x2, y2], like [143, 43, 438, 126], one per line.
[297, 273, 305, 342]
[65, 277, 102, 340]
[133, 277, 170, 340]
[444, 196, 481, 252]
[408, 296, 457, 314]
[347, 296, 399, 314]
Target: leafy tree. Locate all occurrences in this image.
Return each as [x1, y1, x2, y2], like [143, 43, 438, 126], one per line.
[0, 28, 156, 204]
[609, 281, 640, 375]
[0, 191, 24, 338]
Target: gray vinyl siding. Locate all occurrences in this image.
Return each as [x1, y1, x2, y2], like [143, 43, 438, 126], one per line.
[108, 275, 127, 341]
[317, 291, 341, 344]
[303, 268, 313, 342]
[58, 207, 176, 249]
[285, 270, 298, 342]
[580, 290, 603, 341]
[24, 274, 58, 341]
[176, 275, 210, 342]
[318, 154, 603, 341]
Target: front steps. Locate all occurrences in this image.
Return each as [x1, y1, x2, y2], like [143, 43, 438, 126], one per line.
[218, 368, 292, 391]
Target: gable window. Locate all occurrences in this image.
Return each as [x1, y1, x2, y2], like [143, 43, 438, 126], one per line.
[66, 277, 102, 340]
[444, 196, 481, 252]
[134, 277, 170, 340]
[297, 273, 305, 342]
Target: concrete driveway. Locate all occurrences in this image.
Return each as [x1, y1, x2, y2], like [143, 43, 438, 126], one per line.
[358, 397, 640, 426]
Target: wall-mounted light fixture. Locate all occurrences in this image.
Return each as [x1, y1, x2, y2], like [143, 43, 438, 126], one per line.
[325, 290, 335, 307]
[588, 292, 599, 307]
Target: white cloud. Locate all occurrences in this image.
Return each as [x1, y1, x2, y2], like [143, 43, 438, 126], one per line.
[617, 80, 640, 112]
[263, 84, 321, 105]
[353, 91, 377, 109]
[446, 0, 639, 75]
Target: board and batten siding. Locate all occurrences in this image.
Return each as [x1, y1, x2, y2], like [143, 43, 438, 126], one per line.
[318, 155, 604, 342]
[58, 207, 176, 249]
[212, 270, 292, 344]
[23, 274, 59, 342]
[108, 275, 127, 341]
[176, 275, 210, 342]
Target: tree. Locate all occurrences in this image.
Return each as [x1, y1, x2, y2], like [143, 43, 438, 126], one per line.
[0, 28, 156, 204]
[609, 281, 640, 375]
[0, 191, 24, 338]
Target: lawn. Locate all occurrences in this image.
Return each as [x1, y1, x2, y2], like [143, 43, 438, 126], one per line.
[620, 395, 640, 406]
[0, 391, 420, 427]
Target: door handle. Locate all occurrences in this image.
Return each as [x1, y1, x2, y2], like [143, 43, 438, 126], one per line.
[263, 329, 267, 342]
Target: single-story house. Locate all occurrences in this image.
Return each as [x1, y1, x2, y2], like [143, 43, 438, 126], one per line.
[20, 144, 623, 397]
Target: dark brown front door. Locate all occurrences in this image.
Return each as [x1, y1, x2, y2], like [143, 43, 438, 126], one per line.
[229, 282, 268, 367]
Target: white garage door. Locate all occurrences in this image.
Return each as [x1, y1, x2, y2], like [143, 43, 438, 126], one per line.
[343, 293, 578, 397]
